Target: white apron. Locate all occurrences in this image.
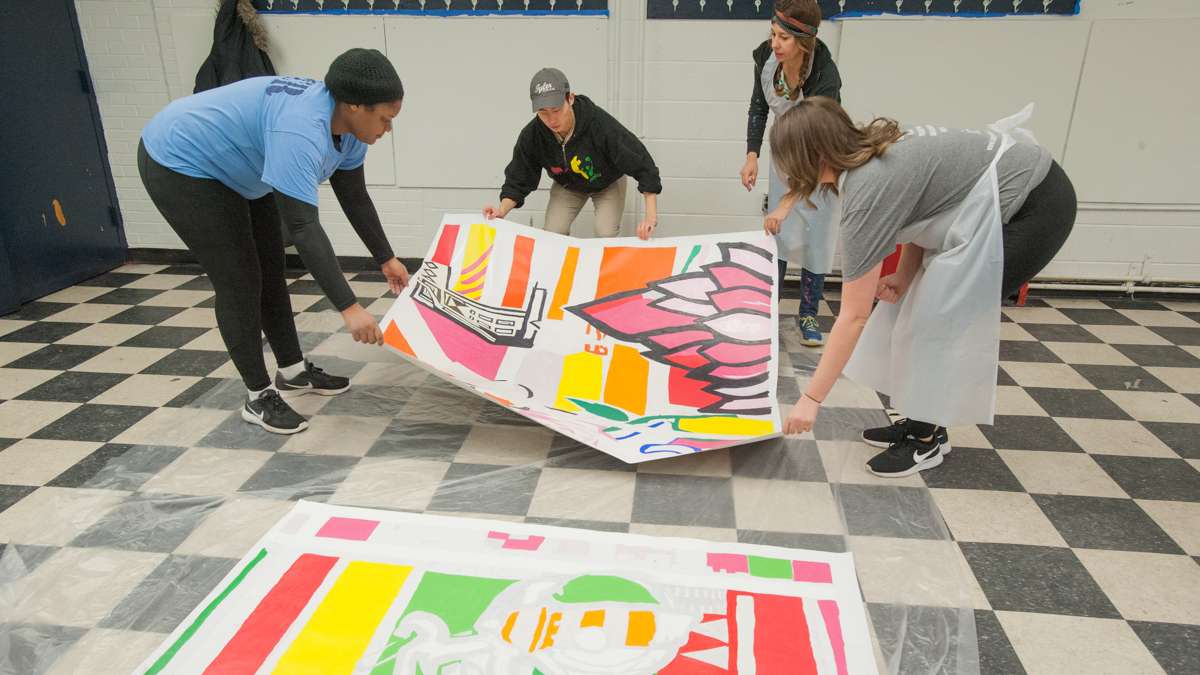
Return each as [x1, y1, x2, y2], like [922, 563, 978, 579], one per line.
[761, 54, 838, 273]
[842, 105, 1037, 428]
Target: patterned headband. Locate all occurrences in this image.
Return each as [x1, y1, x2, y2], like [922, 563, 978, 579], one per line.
[773, 10, 818, 38]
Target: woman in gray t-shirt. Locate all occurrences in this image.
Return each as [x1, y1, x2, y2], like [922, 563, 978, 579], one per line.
[766, 97, 1076, 478]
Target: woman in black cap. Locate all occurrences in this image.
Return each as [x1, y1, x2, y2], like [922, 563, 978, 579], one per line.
[139, 48, 406, 434]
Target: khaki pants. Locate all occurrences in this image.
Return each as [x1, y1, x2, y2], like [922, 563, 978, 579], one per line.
[544, 177, 627, 237]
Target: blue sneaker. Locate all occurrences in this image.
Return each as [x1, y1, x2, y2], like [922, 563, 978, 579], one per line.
[797, 314, 823, 347]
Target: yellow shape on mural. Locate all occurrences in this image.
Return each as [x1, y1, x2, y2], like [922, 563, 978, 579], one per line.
[272, 561, 412, 674]
[678, 417, 775, 436]
[453, 222, 496, 299]
[554, 352, 603, 413]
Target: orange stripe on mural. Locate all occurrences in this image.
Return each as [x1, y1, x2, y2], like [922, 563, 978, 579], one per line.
[603, 345, 649, 415]
[383, 320, 414, 357]
[502, 235, 536, 308]
[596, 247, 676, 298]
[548, 247, 580, 320]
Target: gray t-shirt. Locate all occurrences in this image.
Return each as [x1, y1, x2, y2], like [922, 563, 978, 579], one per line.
[839, 125, 1052, 280]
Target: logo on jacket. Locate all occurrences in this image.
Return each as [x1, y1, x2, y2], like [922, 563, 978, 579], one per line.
[570, 155, 600, 182]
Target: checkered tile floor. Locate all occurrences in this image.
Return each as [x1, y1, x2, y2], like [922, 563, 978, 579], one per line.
[0, 263, 1197, 674]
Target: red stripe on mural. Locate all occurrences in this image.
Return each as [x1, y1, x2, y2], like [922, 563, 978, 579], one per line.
[431, 224, 460, 266]
[502, 235, 535, 309]
[749, 592, 818, 674]
[203, 554, 338, 674]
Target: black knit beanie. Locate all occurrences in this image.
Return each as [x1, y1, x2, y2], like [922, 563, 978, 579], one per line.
[324, 48, 403, 105]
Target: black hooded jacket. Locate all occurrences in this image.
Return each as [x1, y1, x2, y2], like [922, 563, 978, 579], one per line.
[499, 95, 662, 208]
[193, 0, 276, 94]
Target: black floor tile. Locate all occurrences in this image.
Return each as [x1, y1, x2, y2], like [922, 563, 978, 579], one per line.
[959, 542, 1120, 618]
[70, 493, 221, 552]
[46, 443, 135, 488]
[631, 473, 735, 528]
[88, 288, 164, 305]
[1111, 344, 1200, 368]
[730, 437, 826, 481]
[1148, 325, 1200, 346]
[0, 484, 37, 514]
[30, 404, 155, 442]
[999, 341, 1063, 363]
[1032, 494, 1184, 553]
[1128, 621, 1200, 675]
[4, 344, 106, 370]
[77, 271, 143, 287]
[1091, 455, 1200, 502]
[1019, 323, 1102, 343]
[1057, 308, 1137, 326]
[164, 377, 224, 408]
[0, 322, 86, 343]
[141, 350, 230, 377]
[1140, 422, 1200, 459]
[427, 462, 541, 516]
[974, 609, 1027, 675]
[1070, 364, 1174, 393]
[237, 453, 359, 500]
[120, 326, 209, 349]
[1023, 387, 1132, 420]
[979, 415, 1083, 452]
[4, 302, 73, 321]
[102, 305, 184, 325]
[920, 447, 1026, 492]
[367, 420, 471, 461]
[16, 371, 130, 403]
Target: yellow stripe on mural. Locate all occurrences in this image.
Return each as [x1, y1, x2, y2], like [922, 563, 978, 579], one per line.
[554, 352, 603, 413]
[272, 562, 412, 674]
[677, 417, 775, 436]
[453, 223, 496, 299]
[602, 345, 649, 416]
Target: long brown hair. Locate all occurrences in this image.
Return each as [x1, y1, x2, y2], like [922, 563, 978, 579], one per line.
[769, 96, 903, 207]
[773, 0, 822, 96]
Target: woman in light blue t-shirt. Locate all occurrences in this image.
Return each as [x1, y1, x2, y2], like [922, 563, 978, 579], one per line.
[138, 48, 406, 435]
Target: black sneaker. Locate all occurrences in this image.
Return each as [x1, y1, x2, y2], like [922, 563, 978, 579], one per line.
[275, 360, 350, 398]
[867, 436, 945, 478]
[862, 418, 951, 454]
[242, 389, 308, 434]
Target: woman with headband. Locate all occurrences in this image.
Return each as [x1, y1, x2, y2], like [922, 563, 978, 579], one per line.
[743, 0, 842, 347]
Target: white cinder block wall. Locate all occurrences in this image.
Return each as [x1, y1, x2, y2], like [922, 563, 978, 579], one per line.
[76, 0, 1200, 283]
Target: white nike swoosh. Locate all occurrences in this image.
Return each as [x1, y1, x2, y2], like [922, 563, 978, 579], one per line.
[913, 446, 938, 462]
[246, 405, 265, 420]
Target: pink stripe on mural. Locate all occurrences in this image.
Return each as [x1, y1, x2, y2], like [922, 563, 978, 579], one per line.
[707, 552, 749, 574]
[316, 517, 379, 542]
[791, 560, 832, 584]
[487, 531, 545, 551]
[819, 599, 849, 675]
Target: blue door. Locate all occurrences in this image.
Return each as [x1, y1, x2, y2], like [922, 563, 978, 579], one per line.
[0, 0, 127, 315]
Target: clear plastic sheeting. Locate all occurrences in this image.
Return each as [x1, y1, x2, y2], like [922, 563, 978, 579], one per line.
[0, 323, 979, 675]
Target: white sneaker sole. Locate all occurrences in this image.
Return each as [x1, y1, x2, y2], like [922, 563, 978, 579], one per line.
[277, 383, 351, 399]
[241, 407, 309, 435]
[862, 436, 952, 455]
[867, 450, 944, 478]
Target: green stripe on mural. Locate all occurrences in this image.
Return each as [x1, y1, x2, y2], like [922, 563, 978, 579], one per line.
[681, 244, 702, 273]
[144, 547, 268, 675]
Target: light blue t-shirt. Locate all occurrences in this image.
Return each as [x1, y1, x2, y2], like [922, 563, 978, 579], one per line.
[141, 76, 367, 206]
